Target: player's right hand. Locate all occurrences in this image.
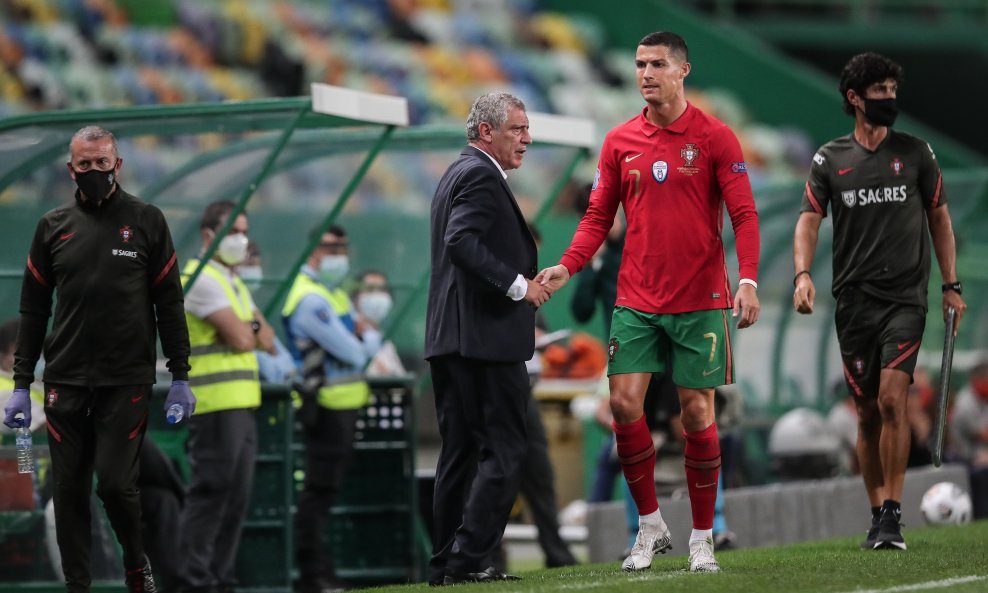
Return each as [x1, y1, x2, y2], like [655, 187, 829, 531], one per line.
[535, 264, 571, 292]
[793, 276, 815, 314]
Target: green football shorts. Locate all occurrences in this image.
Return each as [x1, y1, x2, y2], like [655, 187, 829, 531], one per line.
[607, 306, 734, 388]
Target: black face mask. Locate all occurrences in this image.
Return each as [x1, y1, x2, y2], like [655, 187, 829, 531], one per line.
[73, 167, 116, 205]
[861, 97, 898, 127]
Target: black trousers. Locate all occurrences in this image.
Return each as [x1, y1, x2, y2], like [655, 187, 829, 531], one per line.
[178, 409, 256, 589]
[517, 393, 577, 567]
[428, 355, 529, 581]
[45, 383, 150, 593]
[294, 406, 359, 584]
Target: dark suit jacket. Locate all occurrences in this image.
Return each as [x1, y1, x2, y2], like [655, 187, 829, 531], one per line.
[425, 146, 537, 362]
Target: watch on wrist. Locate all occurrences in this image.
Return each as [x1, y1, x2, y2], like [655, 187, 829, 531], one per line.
[942, 281, 962, 295]
[250, 319, 261, 334]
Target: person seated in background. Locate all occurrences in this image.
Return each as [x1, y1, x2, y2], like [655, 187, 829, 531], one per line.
[948, 361, 988, 519]
[352, 269, 407, 377]
[139, 440, 185, 593]
[905, 368, 933, 468]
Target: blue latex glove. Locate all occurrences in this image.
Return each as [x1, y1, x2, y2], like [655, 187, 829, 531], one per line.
[164, 380, 196, 419]
[3, 388, 31, 429]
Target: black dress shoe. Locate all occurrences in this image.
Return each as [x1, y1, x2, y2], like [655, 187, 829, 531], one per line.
[443, 566, 521, 584]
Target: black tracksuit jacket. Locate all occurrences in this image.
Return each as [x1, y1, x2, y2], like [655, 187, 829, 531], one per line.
[12, 187, 190, 389]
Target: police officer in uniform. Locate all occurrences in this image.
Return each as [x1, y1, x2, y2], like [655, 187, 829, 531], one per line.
[282, 225, 381, 593]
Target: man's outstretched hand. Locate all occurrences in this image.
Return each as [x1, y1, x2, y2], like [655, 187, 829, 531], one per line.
[524, 279, 552, 307]
[535, 264, 571, 293]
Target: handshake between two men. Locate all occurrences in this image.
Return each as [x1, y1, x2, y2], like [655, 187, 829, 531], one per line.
[524, 264, 572, 308]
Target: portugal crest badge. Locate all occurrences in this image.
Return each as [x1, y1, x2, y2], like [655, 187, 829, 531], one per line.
[47, 388, 58, 408]
[677, 143, 701, 176]
[119, 225, 133, 243]
[890, 158, 904, 176]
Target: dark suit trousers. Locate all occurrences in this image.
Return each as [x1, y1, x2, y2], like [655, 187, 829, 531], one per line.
[429, 355, 529, 580]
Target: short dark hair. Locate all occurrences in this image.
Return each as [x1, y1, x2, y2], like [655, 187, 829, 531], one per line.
[0, 318, 18, 354]
[638, 31, 688, 63]
[839, 52, 904, 115]
[309, 224, 347, 241]
[200, 200, 247, 231]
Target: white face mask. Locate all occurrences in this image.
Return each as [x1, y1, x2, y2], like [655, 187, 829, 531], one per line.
[358, 292, 393, 324]
[318, 255, 349, 287]
[215, 232, 248, 266]
[239, 265, 263, 290]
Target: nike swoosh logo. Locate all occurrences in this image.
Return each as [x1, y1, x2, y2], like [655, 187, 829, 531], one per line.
[131, 395, 142, 403]
[897, 342, 910, 350]
[702, 366, 722, 377]
[838, 167, 854, 175]
[695, 482, 717, 489]
[628, 476, 645, 484]
[625, 153, 643, 163]
[60, 232, 76, 240]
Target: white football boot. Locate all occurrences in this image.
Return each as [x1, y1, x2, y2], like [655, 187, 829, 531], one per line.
[621, 519, 673, 571]
[688, 536, 721, 572]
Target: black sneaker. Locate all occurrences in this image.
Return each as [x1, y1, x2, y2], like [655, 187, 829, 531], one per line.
[860, 514, 880, 550]
[873, 508, 907, 550]
[125, 557, 158, 593]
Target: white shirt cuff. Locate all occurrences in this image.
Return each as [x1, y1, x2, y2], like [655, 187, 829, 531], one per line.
[506, 274, 528, 301]
[739, 278, 758, 290]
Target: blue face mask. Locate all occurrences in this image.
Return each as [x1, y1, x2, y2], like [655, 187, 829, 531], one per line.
[357, 292, 393, 324]
[318, 255, 349, 287]
[239, 265, 263, 291]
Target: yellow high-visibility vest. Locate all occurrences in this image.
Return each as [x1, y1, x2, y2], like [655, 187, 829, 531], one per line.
[182, 260, 260, 414]
[282, 274, 369, 410]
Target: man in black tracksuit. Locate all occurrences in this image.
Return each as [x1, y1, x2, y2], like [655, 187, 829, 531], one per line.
[2, 126, 196, 593]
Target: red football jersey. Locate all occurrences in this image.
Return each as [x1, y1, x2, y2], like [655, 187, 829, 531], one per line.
[560, 103, 759, 314]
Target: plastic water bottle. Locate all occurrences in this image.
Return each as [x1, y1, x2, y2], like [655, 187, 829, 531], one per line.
[15, 426, 34, 474]
[166, 403, 184, 425]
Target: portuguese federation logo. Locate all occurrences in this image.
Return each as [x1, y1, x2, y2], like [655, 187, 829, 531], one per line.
[46, 388, 58, 408]
[119, 225, 133, 243]
[608, 338, 619, 362]
[677, 143, 701, 176]
[890, 158, 904, 176]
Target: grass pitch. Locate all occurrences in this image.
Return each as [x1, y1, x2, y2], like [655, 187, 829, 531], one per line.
[366, 520, 988, 593]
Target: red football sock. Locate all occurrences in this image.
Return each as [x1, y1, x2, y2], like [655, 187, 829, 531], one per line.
[684, 422, 721, 530]
[614, 415, 658, 516]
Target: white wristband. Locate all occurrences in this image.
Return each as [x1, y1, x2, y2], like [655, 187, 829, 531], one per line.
[739, 278, 758, 290]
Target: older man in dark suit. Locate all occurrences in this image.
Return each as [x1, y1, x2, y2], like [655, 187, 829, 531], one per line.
[425, 92, 551, 585]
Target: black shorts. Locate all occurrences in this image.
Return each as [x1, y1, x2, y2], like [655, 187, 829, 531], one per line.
[834, 288, 925, 398]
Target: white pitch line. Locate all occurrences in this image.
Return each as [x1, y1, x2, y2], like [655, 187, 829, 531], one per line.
[835, 575, 987, 593]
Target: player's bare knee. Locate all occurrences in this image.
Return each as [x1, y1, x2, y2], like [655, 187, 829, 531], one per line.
[876, 391, 906, 423]
[609, 392, 640, 424]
